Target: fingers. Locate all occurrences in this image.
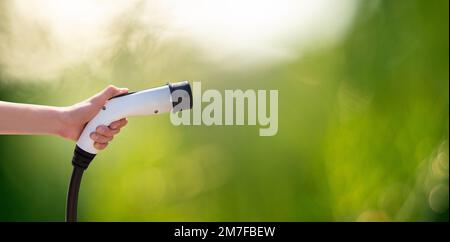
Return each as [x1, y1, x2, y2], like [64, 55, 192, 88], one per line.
[109, 118, 128, 130]
[90, 85, 128, 105]
[95, 125, 119, 137]
[95, 119, 127, 136]
[90, 132, 113, 144]
[90, 118, 128, 150]
[94, 142, 108, 150]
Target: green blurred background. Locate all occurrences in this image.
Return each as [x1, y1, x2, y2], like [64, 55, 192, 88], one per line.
[0, 0, 448, 221]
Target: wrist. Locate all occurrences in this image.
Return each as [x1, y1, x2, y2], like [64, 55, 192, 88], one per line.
[54, 106, 72, 139]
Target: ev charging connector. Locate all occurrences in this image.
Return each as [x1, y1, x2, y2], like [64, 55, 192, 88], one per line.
[66, 81, 192, 222]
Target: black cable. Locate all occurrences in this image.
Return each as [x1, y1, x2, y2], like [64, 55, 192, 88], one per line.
[66, 145, 96, 222]
[66, 166, 84, 222]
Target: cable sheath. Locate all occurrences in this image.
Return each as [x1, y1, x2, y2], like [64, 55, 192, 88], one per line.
[66, 166, 84, 222]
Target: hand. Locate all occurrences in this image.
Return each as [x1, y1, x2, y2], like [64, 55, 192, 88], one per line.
[59, 85, 129, 150]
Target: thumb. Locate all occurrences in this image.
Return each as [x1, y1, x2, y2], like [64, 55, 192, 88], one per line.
[90, 85, 129, 105]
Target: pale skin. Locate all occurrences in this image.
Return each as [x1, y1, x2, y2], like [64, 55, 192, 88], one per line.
[0, 85, 129, 150]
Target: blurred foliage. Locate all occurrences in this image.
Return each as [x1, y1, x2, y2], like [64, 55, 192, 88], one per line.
[0, 0, 448, 221]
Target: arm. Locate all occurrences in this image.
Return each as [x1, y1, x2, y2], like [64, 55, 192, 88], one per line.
[0, 85, 129, 150]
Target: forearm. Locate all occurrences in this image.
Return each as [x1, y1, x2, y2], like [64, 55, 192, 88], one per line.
[0, 101, 66, 136]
